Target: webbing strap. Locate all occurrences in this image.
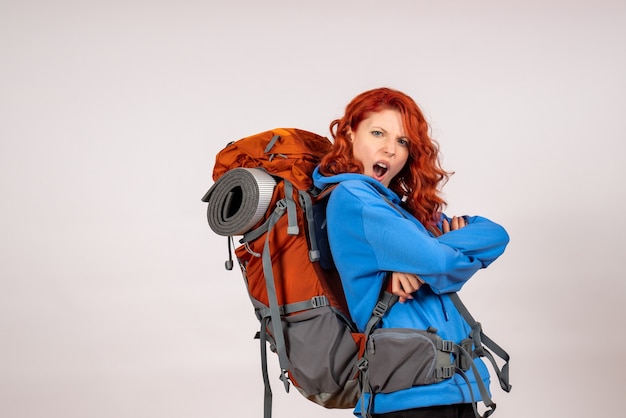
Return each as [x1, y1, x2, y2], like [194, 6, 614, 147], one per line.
[358, 359, 373, 418]
[455, 343, 497, 418]
[283, 180, 298, 235]
[262, 200, 291, 392]
[455, 370, 494, 418]
[264, 134, 281, 153]
[477, 342, 511, 392]
[241, 217, 270, 243]
[298, 190, 321, 262]
[363, 291, 398, 337]
[256, 296, 330, 319]
[448, 293, 512, 392]
[259, 317, 273, 418]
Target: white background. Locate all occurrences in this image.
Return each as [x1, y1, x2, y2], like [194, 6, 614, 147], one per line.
[1, 1, 625, 417]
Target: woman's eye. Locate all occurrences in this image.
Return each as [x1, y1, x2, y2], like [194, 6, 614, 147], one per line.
[398, 138, 409, 146]
[371, 130, 383, 137]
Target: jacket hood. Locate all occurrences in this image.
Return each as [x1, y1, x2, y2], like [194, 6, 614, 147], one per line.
[312, 166, 403, 204]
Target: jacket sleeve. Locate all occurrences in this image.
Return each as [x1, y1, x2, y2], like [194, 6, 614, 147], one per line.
[436, 214, 510, 269]
[328, 182, 509, 294]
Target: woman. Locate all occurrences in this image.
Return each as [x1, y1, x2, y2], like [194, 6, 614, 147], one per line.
[312, 87, 509, 417]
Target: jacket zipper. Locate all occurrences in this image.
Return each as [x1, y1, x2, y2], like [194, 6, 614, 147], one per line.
[437, 295, 450, 321]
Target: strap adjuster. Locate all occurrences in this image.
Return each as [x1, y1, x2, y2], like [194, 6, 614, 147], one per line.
[357, 357, 369, 371]
[437, 366, 455, 379]
[440, 340, 455, 353]
[372, 301, 389, 317]
[310, 295, 329, 308]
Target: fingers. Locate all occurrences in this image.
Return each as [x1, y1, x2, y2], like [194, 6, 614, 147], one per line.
[390, 275, 410, 303]
[391, 272, 422, 303]
[442, 219, 450, 233]
[445, 216, 467, 232]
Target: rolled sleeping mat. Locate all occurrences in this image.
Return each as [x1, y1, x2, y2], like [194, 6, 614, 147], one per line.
[203, 168, 277, 236]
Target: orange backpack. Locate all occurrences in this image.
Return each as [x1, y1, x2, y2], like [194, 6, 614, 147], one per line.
[202, 128, 385, 417]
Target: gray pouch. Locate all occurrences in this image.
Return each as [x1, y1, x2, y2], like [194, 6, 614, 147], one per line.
[269, 305, 362, 407]
[366, 327, 455, 394]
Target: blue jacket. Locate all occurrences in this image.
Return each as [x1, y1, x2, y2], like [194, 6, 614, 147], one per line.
[312, 167, 510, 415]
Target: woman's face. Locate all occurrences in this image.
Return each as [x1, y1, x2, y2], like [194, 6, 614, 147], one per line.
[347, 108, 409, 187]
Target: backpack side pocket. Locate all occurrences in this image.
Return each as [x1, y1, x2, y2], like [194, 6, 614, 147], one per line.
[366, 328, 455, 394]
[273, 306, 361, 407]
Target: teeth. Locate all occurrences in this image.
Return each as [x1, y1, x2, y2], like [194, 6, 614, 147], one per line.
[373, 162, 388, 178]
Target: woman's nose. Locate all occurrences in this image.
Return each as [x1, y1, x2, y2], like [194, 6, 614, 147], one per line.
[382, 139, 395, 156]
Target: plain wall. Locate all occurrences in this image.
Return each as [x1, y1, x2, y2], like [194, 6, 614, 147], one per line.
[1, 1, 625, 417]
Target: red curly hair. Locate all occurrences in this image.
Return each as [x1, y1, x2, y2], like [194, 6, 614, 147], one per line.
[318, 87, 451, 227]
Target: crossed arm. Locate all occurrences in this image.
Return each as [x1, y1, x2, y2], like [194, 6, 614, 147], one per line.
[391, 216, 467, 303]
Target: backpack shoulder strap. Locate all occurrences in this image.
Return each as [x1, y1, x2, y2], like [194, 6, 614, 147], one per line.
[363, 289, 398, 336]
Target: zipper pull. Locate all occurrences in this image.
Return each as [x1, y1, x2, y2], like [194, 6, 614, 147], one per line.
[367, 337, 375, 355]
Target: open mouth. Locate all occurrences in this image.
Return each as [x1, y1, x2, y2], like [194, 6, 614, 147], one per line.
[373, 162, 388, 178]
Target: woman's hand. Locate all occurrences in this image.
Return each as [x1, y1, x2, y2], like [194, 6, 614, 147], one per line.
[390, 272, 423, 303]
[442, 216, 467, 233]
